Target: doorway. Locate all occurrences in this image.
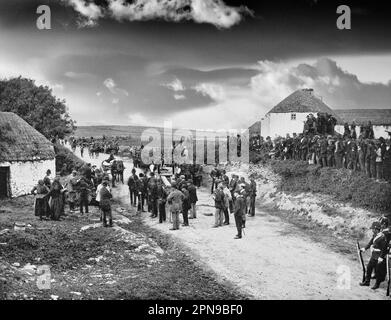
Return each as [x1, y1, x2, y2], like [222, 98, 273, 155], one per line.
[0, 167, 10, 198]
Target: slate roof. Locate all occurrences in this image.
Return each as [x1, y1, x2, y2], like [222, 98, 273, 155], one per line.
[334, 109, 391, 126]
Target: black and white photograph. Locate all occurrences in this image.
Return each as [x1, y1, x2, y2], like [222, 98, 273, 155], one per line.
[0, 0, 391, 308]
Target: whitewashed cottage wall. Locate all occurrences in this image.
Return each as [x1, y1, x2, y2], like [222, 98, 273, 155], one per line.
[4, 159, 55, 197]
[261, 112, 310, 138]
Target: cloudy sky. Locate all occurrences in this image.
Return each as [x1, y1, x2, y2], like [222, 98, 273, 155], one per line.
[0, 0, 390, 129]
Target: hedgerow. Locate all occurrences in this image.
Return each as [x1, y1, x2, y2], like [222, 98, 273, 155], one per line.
[269, 160, 391, 213]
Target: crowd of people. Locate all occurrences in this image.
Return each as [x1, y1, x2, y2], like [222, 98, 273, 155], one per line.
[31, 163, 115, 227]
[127, 165, 257, 239]
[209, 167, 257, 239]
[59, 136, 121, 159]
[250, 115, 391, 182]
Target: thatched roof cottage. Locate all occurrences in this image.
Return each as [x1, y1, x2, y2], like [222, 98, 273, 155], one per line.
[0, 112, 55, 198]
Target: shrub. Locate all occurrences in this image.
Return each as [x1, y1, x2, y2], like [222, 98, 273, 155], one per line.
[269, 160, 391, 213]
[54, 143, 86, 175]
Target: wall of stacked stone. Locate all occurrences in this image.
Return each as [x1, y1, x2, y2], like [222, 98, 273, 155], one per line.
[9, 159, 55, 197]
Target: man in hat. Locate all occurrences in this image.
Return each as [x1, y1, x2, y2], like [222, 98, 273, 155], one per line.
[127, 168, 137, 206]
[359, 221, 389, 289]
[157, 179, 167, 223]
[167, 182, 184, 231]
[99, 181, 113, 227]
[233, 192, 246, 239]
[210, 166, 220, 194]
[212, 184, 225, 228]
[188, 181, 198, 219]
[78, 176, 90, 215]
[65, 170, 79, 213]
[248, 177, 257, 217]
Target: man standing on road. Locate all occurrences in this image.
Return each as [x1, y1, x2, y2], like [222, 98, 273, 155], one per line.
[222, 182, 232, 225]
[188, 182, 198, 219]
[212, 184, 225, 228]
[233, 192, 245, 239]
[359, 221, 388, 289]
[181, 186, 190, 227]
[127, 168, 137, 206]
[167, 182, 184, 231]
[149, 179, 159, 219]
[248, 177, 257, 217]
[210, 166, 219, 194]
[157, 179, 167, 223]
[99, 181, 113, 228]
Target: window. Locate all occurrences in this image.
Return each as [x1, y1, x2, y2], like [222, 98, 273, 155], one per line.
[291, 113, 296, 120]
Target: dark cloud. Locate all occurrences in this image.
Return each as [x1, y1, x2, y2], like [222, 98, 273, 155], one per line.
[290, 58, 391, 109]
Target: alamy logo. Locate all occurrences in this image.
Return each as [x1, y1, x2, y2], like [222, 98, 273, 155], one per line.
[336, 5, 351, 30]
[36, 265, 51, 290]
[336, 265, 351, 290]
[36, 5, 51, 30]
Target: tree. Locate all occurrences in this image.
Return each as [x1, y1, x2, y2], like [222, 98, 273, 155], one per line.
[0, 77, 75, 139]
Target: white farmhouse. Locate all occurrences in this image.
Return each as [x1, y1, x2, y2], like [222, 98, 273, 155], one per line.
[0, 112, 55, 198]
[334, 109, 391, 139]
[260, 88, 341, 139]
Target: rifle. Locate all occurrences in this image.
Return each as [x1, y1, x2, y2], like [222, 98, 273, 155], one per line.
[387, 251, 390, 296]
[356, 241, 366, 283]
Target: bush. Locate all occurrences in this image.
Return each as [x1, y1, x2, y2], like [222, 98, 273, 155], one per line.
[54, 144, 86, 175]
[270, 160, 391, 213]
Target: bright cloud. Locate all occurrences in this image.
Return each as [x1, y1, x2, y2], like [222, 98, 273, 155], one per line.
[103, 78, 129, 96]
[63, 0, 252, 29]
[62, 0, 104, 26]
[164, 78, 185, 92]
[193, 83, 226, 101]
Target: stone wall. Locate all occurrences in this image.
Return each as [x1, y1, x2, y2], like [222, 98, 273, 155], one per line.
[8, 159, 55, 198]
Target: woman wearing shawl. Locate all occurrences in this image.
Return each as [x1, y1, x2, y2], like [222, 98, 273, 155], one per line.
[31, 180, 50, 220]
[48, 177, 65, 221]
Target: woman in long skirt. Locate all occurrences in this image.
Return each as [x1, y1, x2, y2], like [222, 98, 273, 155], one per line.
[48, 178, 64, 221]
[31, 180, 50, 220]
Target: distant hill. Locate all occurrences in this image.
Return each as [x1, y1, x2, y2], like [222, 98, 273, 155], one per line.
[74, 125, 153, 139]
[74, 125, 249, 142]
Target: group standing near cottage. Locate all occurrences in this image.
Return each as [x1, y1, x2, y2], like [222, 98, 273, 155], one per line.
[251, 114, 391, 183]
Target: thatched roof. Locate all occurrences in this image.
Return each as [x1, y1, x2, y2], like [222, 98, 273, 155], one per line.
[267, 89, 341, 121]
[0, 112, 55, 162]
[335, 109, 391, 126]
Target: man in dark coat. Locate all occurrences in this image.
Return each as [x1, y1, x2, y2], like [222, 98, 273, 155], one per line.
[78, 177, 90, 214]
[127, 168, 137, 206]
[188, 182, 198, 219]
[248, 177, 257, 217]
[99, 181, 113, 227]
[359, 221, 388, 289]
[212, 184, 225, 228]
[149, 180, 159, 218]
[181, 187, 190, 226]
[157, 180, 167, 223]
[233, 192, 246, 239]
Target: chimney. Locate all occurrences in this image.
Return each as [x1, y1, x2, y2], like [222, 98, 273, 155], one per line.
[302, 88, 314, 95]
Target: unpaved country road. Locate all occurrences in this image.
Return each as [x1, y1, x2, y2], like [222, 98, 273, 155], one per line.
[137, 186, 385, 300]
[69, 146, 386, 300]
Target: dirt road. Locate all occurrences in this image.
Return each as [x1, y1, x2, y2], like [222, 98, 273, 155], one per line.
[136, 186, 386, 300]
[71, 146, 387, 299]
